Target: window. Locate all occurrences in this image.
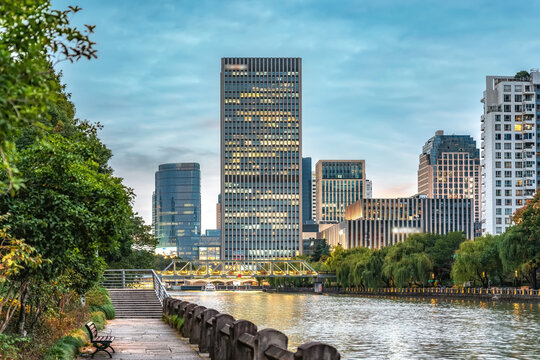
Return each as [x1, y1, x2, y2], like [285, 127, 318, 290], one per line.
[504, 152, 512, 159]
[505, 199, 512, 205]
[496, 218, 502, 224]
[496, 190, 502, 196]
[496, 115, 501, 121]
[515, 124, 522, 131]
[495, 171, 502, 178]
[515, 94, 522, 102]
[515, 105, 522, 112]
[504, 94, 512, 102]
[505, 180, 512, 187]
[505, 208, 512, 215]
[496, 199, 502, 205]
[504, 124, 511, 131]
[504, 143, 512, 149]
[495, 143, 501, 150]
[496, 180, 501, 187]
[505, 190, 512, 196]
[504, 115, 511, 121]
[504, 105, 511, 112]
[504, 85, 511, 92]
[515, 85, 522, 92]
[495, 124, 501, 131]
[496, 208, 502, 215]
[496, 152, 502, 159]
[504, 134, 512, 140]
[504, 171, 512, 177]
[495, 134, 502, 140]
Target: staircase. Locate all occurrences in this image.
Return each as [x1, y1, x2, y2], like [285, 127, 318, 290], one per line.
[109, 289, 164, 319]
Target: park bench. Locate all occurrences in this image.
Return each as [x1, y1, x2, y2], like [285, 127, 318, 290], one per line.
[85, 321, 115, 358]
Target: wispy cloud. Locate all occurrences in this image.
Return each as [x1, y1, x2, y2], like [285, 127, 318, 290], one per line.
[55, 0, 540, 229]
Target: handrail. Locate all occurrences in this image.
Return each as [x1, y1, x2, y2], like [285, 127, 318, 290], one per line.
[343, 287, 540, 297]
[103, 269, 170, 305]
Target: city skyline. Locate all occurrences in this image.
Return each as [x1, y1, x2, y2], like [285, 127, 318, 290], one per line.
[55, 0, 540, 231]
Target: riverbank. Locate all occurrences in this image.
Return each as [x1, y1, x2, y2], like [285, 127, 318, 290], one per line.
[274, 286, 540, 303]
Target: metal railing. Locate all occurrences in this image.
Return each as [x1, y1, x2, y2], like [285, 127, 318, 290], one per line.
[103, 269, 170, 305]
[344, 287, 540, 297]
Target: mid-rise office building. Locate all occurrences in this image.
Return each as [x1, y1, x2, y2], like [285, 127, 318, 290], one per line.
[153, 163, 201, 258]
[418, 130, 481, 234]
[216, 194, 222, 230]
[315, 160, 365, 223]
[302, 157, 313, 223]
[221, 57, 302, 260]
[311, 171, 317, 221]
[321, 196, 474, 250]
[197, 229, 221, 260]
[481, 69, 540, 234]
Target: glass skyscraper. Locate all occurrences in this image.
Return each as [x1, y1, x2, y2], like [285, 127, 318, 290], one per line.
[153, 163, 201, 258]
[221, 57, 302, 260]
[302, 157, 312, 224]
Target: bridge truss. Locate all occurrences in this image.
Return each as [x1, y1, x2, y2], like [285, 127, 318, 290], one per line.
[158, 259, 318, 279]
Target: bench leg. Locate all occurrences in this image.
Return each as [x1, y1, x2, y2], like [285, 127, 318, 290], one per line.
[108, 345, 115, 353]
[91, 344, 113, 358]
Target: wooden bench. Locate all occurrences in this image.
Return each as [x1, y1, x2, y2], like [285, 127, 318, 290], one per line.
[85, 321, 115, 358]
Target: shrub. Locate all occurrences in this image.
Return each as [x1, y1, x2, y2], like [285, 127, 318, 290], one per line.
[92, 303, 115, 320]
[86, 287, 112, 307]
[90, 311, 106, 330]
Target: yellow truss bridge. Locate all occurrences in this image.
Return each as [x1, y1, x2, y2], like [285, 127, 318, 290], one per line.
[157, 259, 318, 279]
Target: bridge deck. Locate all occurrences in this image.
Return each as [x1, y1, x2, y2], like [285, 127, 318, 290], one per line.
[80, 318, 202, 359]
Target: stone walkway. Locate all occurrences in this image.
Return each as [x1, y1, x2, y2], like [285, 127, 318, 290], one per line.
[79, 318, 205, 359]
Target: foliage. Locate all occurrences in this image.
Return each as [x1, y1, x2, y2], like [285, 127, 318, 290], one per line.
[0, 333, 29, 359]
[0, 0, 97, 193]
[310, 239, 331, 262]
[85, 287, 115, 320]
[514, 70, 530, 81]
[90, 311, 106, 331]
[451, 235, 504, 287]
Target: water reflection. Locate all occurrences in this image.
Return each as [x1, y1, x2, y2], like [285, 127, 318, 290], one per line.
[170, 291, 540, 360]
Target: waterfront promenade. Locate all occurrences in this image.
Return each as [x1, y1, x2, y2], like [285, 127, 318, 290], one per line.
[79, 319, 202, 359]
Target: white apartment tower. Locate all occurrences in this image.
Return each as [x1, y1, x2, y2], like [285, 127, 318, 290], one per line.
[481, 69, 540, 234]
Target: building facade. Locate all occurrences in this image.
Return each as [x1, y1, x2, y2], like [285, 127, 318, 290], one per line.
[321, 197, 474, 250]
[153, 163, 201, 258]
[311, 171, 317, 221]
[197, 229, 221, 260]
[216, 194, 222, 230]
[221, 57, 302, 260]
[481, 70, 540, 234]
[315, 160, 365, 223]
[365, 180, 372, 199]
[418, 130, 481, 234]
[302, 157, 313, 223]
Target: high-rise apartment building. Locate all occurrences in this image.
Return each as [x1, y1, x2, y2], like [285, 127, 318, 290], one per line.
[221, 57, 302, 260]
[302, 157, 312, 223]
[481, 69, 540, 234]
[153, 163, 201, 258]
[315, 160, 365, 223]
[418, 130, 481, 233]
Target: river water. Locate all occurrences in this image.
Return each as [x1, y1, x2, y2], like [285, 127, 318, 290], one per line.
[170, 291, 540, 359]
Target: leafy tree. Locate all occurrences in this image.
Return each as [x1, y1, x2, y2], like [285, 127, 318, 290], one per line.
[514, 70, 530, 81]
[451, 235, 503, 288]
[499, 191, 540, 289]
[0, 0, 97, 193]
[429, 232, 467, 283]
[310, 239, 330, 262]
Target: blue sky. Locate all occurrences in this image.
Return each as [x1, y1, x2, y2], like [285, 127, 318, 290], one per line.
[55, 0, 540, 231]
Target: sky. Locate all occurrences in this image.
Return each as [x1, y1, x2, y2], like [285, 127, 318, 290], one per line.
[55, 0, 540, 231]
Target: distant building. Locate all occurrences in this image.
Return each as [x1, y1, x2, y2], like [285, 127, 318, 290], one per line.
[153, 163, 201, 258]
[315, 160, 365, 223]
[302, 157, 313, 223]
[321, 197, 474, 250]
[216, 194, 222, 230]
[302, 223, 321, 256]
[365, 180, 372, 199]
[311, 171, 317, 221]
[418, 130, 481, 235]
[197, 229, 221, 260]
[221, 57, 302, 260]
[481, 69, 540, 234]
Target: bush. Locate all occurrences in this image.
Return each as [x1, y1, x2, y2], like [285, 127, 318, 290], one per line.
[92, 303, 115, 320]
[86, 287, 112, 307]
[90, 311, 106, 331]
[43, 329, 89, 360]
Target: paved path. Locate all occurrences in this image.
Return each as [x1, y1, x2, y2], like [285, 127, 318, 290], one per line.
[79, 318, 205, 359]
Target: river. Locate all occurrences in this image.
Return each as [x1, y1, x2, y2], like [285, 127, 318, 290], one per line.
[170, 291, 540, 359]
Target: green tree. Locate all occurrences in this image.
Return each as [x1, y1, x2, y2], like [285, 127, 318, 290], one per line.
[429, 232, 467, 283]
[514, 70, 530, 81]
[451, 235, 503, 288]
[499, 191, 540, 289]
[310, 239, 331, 262]
[0, 0, 97, 193]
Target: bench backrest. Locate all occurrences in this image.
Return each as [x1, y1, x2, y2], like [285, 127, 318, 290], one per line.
[85, 322, 98, 341]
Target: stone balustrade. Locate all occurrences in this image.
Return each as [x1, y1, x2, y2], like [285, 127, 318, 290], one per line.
[162, 298, 340, 360]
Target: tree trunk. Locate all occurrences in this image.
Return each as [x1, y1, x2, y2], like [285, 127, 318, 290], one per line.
[17, 281, 30, 336]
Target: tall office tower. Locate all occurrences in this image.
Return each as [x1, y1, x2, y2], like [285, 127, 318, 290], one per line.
[315, 160, 365, 223]
[365, 180, 373, 199]
[153, 163, 201, 258]
[418, 130, 481, 233]
[302, 157, 312, 223]
[481, 69, 540, 235]
[311, 172, 317, 221]
[221, 57, 302, 260]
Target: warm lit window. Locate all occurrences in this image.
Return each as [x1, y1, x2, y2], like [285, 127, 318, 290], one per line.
[515, 124, 522, 131]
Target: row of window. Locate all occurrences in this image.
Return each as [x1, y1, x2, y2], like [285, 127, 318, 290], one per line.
[494, 133, 534, 140]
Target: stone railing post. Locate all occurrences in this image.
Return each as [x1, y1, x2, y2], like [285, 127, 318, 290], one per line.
[294, 342, 340, 360]
[254, 328, 288, 360]
[215, 323, 232, 360]
[189, 306, 207, 344]
[199, 309, 219, 353]
[231, 320, 258, 360]
[209, 313, 235, 360]
[182, 303, 198, 338]
[236, 333, 256, 360]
